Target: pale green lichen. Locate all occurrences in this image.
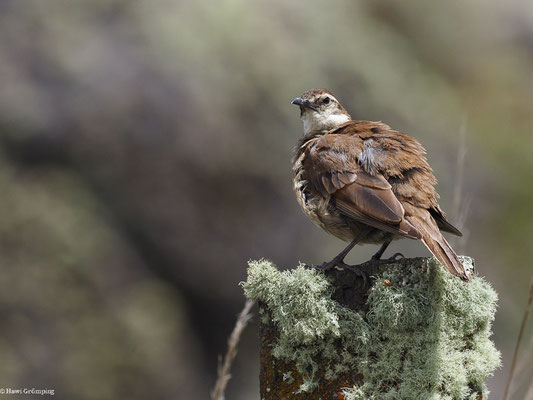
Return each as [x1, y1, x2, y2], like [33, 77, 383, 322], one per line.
[242, 257, 501, 399]
[242, 259, 369, 392]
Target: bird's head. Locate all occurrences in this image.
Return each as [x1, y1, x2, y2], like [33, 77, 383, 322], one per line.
[291, 89, 351, 136]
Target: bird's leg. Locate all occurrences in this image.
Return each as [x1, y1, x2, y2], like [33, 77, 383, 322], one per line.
[368, 238, 404, 264]
[321, 240, 357, 269]
[319, 231, 367, 271]
[371, 239, 392, 260]
[315, 230, 372, 284]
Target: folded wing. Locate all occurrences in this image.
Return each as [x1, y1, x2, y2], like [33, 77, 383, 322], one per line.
[304, 134, 421, 239]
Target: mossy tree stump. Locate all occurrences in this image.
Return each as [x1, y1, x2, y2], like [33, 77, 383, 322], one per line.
[242, 257, 500, 400]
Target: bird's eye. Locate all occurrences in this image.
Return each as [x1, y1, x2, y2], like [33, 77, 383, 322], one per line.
[323, 97, 331, 104]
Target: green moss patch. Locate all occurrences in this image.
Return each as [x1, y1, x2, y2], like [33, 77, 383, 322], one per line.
[242, 257, 500, 399]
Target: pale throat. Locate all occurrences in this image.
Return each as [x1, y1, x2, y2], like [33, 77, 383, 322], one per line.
[301, 110, 350, 136]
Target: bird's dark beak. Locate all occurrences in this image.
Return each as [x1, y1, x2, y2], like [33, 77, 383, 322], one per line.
[291, 97, 317, 111]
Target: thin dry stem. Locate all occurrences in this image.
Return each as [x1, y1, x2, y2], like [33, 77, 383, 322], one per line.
[452, 116, 467, 219]
[452, 116, 470, 254]
[513, 323, 533, 398]
[503, 277, 533, 400]
[211, 299, 255, 400]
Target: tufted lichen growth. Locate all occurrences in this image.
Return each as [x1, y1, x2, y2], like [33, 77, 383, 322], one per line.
[243, 259, 370, 392]
[242, 257, 500, 399]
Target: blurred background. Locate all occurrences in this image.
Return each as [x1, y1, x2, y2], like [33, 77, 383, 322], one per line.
[0, 0, 532, 399]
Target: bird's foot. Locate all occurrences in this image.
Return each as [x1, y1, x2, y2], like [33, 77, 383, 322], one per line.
[357, 252, 405, 271]
[315, 251, 347, 270]
[373, 252, 405, 263]
[317, 259, 338, 271]
[315, 258, 368, 286]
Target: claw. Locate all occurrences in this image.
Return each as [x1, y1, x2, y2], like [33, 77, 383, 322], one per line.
[389, 253, 404, 261]
[371, 253, 404, 264]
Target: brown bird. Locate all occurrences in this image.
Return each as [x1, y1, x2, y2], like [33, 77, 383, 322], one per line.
[291, 88, 469, 281]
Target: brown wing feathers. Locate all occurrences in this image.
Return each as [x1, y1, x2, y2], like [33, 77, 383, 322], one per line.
[334, 181, 422, 240]
[336, 177, 402, 224]
[306, 137, 420, 239]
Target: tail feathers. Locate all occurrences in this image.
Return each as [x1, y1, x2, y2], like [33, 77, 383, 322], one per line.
[421, 234, 470, 281]
[406, 210, 470, 281]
